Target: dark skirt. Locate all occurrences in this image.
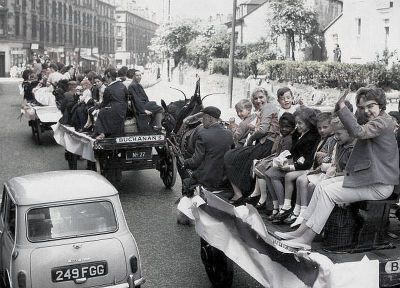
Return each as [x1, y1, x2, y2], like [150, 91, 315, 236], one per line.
[94, 103, 126, 137]
[224, 139, 274, 197]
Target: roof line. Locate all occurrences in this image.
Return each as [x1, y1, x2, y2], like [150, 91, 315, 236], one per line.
[225, 0, 267, 26]
[323, 12, 343, 33]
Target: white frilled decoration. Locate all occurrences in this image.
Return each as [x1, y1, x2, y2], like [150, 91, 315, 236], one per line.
[52, 123, 95, 162]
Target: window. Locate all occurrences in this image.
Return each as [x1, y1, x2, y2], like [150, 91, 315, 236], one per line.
[32, 15, 37, 39]
[385, 26, 389, 49]
[14, 12, 20, 36]
[52, 22, 56, 42]
[22, 14, 26, 37]
[52, 1, 56, 19]
[0, 188, 6, 221]
[390, 1, 393, 7]
[356, 18, 361, 35]
[27, 201, 117, 242]
[39, 0, 44, 15]
[40, 20, 44, 41]
[6, 201, 16, 240]
[116, 39, 122, 50]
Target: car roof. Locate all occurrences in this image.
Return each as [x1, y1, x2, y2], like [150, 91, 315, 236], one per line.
[5, 170, 118, 206]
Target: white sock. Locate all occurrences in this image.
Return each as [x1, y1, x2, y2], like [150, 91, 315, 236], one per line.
[293, 204, 300, 216]
[249, 190, 260, 197]
[279, 204, 283, 210]
[282, 199, 292, 210]
[272, 200, 279, 210]
[300, 206, 307, 216]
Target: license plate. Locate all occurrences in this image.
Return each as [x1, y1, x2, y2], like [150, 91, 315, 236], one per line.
[51, 261, 108, 282]
[385, 260, 400, 274]
[126, 149, 151, 160]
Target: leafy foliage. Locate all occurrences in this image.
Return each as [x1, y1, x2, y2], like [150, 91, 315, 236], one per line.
[149, 20, 200, 66]
[186, 25, 231, 70]
[375, 49, 399, 66]
[209, 58, 252, 78]
[244, 38, 278, 76]
[269, 0, 320, 60]
[210, 58, 400, 90]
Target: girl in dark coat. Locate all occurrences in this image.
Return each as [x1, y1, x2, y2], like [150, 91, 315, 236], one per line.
[94, 68, 128, 139]
[264, 107, 320, 222]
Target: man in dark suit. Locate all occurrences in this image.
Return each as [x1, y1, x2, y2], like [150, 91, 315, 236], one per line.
[128, 69, 163, 131]
[184, 106, 234, 192]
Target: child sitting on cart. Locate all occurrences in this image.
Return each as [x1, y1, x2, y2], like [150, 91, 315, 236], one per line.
[231, 99, 256, 148]
[251, 112, 296, 215]
[289, 116, 356, 228]
[275, 87, 399, 250]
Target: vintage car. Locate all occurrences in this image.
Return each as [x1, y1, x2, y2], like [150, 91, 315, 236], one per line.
[0, 170, 144, 288]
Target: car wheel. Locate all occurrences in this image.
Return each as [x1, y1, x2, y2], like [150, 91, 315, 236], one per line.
[200, 238, 233, 288]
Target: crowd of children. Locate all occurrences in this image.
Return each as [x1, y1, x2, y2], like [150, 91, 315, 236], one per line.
[228, 85, 399, 248]
[20, 62, 163, 139]
[20, 61, 400, 249]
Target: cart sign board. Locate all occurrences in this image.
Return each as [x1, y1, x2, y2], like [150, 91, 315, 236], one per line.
[116, 135, 165, 144]
[31, 43, 39, 50]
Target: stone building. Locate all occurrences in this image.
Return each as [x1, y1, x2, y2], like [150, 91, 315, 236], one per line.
[114, 3, 158, 68]
[0, 0, 116, 76]
[324, 0, 399, 63]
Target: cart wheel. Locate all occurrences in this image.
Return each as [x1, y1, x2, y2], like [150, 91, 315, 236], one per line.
[200, 238, 233, 288]
[66, 152, 78, 170]
[160, 150, 177, 189]
[95, 159, 102, 174]
[35, 119, 42, 145]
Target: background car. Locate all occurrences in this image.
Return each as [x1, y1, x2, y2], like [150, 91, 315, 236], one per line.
[0, 170, 144, 288]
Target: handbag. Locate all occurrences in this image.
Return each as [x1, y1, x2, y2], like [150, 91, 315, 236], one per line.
[253, 153, 276, 178]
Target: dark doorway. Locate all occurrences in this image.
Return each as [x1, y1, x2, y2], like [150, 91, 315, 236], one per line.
[0, 52, 5, 77]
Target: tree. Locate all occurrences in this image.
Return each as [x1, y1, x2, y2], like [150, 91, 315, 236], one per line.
[187, 25, 230, 70]
[269, 0, 320, 61]
[149, 20, 200, 67]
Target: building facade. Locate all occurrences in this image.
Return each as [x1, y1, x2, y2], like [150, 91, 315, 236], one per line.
[0, 0, 116, 76]
[115, 7, 158, 68]
[226, 0, 342, 61]
[324, 0, 399, 64]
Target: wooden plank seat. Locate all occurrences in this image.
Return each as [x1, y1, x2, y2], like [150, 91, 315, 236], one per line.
[354, 184, 400, 250]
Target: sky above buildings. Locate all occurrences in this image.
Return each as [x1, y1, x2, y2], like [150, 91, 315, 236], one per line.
[138, 0, 234, 22]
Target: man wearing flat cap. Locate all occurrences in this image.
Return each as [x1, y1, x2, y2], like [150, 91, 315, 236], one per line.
[183, 106, 234, 193]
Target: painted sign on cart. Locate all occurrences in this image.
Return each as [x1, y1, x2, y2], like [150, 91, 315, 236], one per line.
[116, 135, 165, 144]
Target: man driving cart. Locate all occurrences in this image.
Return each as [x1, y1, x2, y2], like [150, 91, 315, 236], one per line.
[182, 106, 234, 196]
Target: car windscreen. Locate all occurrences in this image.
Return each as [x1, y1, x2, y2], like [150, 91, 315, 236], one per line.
[27, 201, 118, 242]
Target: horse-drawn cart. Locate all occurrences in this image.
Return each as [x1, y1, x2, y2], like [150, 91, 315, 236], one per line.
[179, 183, 400, 288]
[52, 123, 177, 187]
[165, 80, 400, 287]
[22, 104, 62, 144]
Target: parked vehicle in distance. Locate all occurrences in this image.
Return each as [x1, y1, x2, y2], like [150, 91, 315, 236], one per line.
[0, 170, 144, 288]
